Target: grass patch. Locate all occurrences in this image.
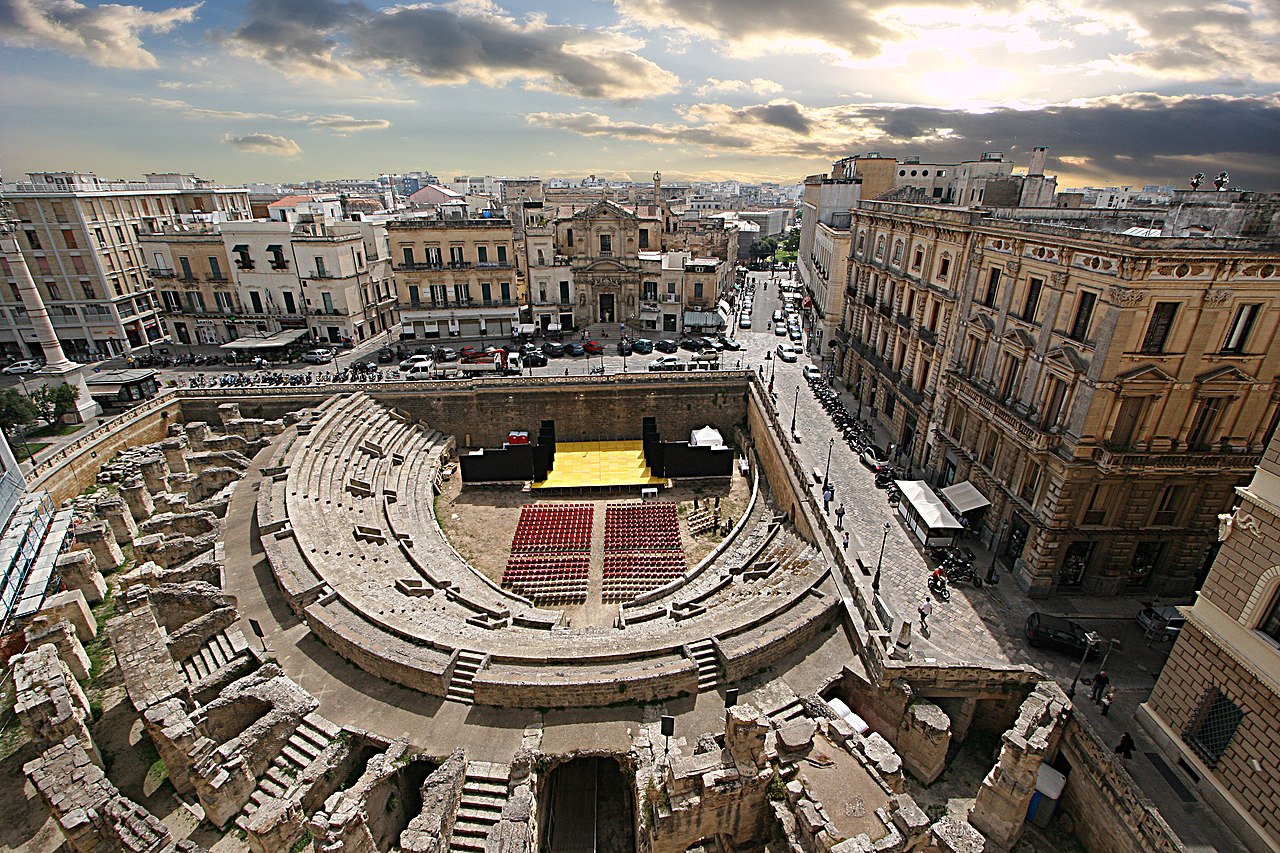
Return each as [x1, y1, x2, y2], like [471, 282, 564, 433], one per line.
[290, 830, 314, 853]
[766, 773, 788, 801]
[14, 442, 50, 461]
[27, 422, 84, 439]
[143, 758, 169, 796]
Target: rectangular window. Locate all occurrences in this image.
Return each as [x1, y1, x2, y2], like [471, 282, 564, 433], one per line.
[938, 257, 950, 280]
[1185, 688, 1245, 767]
[599, 233, 612, 256]
[1110, 396, 1148, 448]
[178, 257, 193, 280]
[643, 281, 658, 301]
[1153, 485, 1185, 525]
[1141, 302, 1179, 353]
[114, 225, 125, 242]
[1221, 303, 1260, 354]
[315, 257, 327, 277]
[1082, 485, 1107, 525]
[497, 245, 507, 264]
[965, 337, 983, 377]
[450, 247, 464, 265]
[481, 282, 492, 303]
[639, 228, 649, 249]
[208, 257, 223, 280]
[184, 291, 206, 313]
[426, 247, 442, 266]
[559, 281, 570, 304]
[999, 354, 1020, 400]
[981, 430, 999, 467]
[500, 281, 511, 302]
[1023, 278, 1042, 321]
[321, 292, 334, 314]
[249, 291, 263, 313]
[61, 229, 77, 249]
[402, 247, 415, 266]
[283, 292, 295, 314]
[161, 290, 181, 312]
[982, 268, 1000, 307]
[408, 285, 420, 305]
[477, 246, 489, 263]
[1041, 375, 1068, 429]
[25, 230, 41, 250]
[694, 282, 704, 299]
[1187, 397, 1225, 450]
[1069, 291, 1097, 341]
[215, 291, 233, 313]
[1019, 463, 1041, 505]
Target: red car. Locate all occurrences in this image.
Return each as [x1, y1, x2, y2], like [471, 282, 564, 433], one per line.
[583, 340, 604, 355]
[459, 345, 479, 358]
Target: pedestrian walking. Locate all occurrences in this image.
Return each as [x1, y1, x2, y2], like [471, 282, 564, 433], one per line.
[1100, 685, 1116, 716]
[823, 486, 834, 512]
[1114, 732, 1135, 764]
[1090, 670, 1110, 704]
[842, 530, 850, 550]
[918, 598, 933, 630]
[835, 502, 846, 529]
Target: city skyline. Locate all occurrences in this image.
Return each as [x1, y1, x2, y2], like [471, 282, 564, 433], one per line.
[1, 0, 1278, 190]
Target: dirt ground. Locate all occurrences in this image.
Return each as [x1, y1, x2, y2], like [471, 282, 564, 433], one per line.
[437, 464, 751, 625]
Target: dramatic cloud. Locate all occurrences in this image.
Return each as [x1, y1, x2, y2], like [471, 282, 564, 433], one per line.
[530, 93, 1280, 187]
[307, 113, 391, 133]
[0, 0, 199, 68]
[226, 0, 680, 100]
[223, 132, 301, 156]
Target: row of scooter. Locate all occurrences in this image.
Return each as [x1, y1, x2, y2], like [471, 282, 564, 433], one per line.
[927, 545, 983, 600]
[806, 371, 875, 453]
[188, 369, 402, 387]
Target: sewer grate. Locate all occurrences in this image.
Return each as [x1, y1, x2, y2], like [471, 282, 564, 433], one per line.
[1144, 751, 1197, 802]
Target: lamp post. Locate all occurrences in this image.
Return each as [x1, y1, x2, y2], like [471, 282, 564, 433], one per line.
[791, 385, 800, 437]
[1066, 632, 1102, 699]
[854, 380, 863, 420]
[13, 373, 36, 464]
[986, 517, 1007, 585]
[873, 522, 890, 594]
[822, 436, 834, 490]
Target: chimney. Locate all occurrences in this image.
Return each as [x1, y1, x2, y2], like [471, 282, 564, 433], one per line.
[1029, 147, 1048, 176]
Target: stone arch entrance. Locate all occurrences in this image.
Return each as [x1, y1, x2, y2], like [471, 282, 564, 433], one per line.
[539, 755, 636, 853]
[599, 292, 616, 324]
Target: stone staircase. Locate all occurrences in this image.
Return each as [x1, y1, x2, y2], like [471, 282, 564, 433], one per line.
[179, 628, 251, 685]
[446, 650, 487, 705]
[237, 713, 341, 822]
[448, 762, 510, 853]
[688, 638, 721, 691]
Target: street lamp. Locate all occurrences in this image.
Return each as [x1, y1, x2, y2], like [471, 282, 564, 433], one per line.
[987, 517, 1007, 585]
[873, 522, 890, 594]
[1066, 632, 1102, 699]
[791, 385, 800, 438]
[854, 380, 863, 420]
[822, 436, 834, 490]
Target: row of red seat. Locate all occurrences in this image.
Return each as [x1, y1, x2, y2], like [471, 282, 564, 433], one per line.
[511, 503, 595, 554]
[604, 533, 681, 551]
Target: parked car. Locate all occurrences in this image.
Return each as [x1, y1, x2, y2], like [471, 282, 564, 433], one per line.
[542, 342, 566, 357]
[802, 365, 822, 381]
[774, 324, 788, 336]
[739, 314, 752, 329]
[718, 336, 742, 351]
[564, 342, 585, 356]
[630, 338, 654, 354]
[1025, 612, 1099, 658]
[436, 347, 458, 362]
[680, 337, 709, 351]
[616, 340, 633, 356]
[775, 344, 799, 362]
[654, 339, 679, 353]
[519, 342, 541, 357]
[523, 350, 548, 367]
[399, 353, 433, 371]
[459, 345, 479, 359]
[302, 349, 334, 365]
[859, 445, 889, 471]
[647, 355, 684, 371]
[789, 328, 804, 342]
[1137, 605, 1185, 641]
[772, 310, 784, 322]
[377, 347, 395, 363]
[583, 340, 604, 355]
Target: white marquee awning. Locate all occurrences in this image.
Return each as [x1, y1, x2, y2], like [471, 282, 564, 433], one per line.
[940, 481, 992, 514]
[896, 480, 963, 531]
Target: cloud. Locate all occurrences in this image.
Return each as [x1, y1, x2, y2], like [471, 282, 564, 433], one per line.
[694, 77, 783, 96]
[225, 0, 679, 100]
[0, 0, 199, 69]
[307, 113, 390, 133]
[529, 92, 1280, 187]
[223, 132, 301, 156]
[135, 96, 277, 121]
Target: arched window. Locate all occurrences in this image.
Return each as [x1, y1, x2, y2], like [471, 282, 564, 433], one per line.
[875, 236, 886, 259]
[892, 240, 904, 264]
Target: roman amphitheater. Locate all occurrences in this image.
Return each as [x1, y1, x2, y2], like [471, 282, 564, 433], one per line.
[3, 372, 1183, 853]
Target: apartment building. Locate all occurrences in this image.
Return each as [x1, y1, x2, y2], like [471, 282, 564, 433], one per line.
[140, 223, 237, 346]
[841, 192, 1280, 598]
[388, 216, 520, 341]
[517, 202, 575, 334]
[799, 162, 865, 353]
[1139, 436, 1280, 853]
[0, 171, 250, 360]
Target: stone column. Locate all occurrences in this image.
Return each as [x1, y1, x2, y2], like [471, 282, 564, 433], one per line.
[11, 645, 98, 762]
[23, 618, 91, 680]
[76, 520, 124, 571]
[120, 476, 154, 521]
[160, 435, 190, 474]
[185, 421, 210, 451]
[54, 549, 105, 604]
[138, 453, 171, 494]
[218, 402, 242, 426]
[95, 495, 137, 545]
[895, 701, 951, 784]
[726, 704, 770, 772]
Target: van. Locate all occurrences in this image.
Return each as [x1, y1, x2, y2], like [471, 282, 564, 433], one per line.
[401, 361, 435, 379]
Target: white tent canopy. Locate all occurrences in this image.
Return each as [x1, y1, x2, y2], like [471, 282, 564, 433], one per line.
[941, 481, 991, 514]
[896, 480, 963, 547]
[690, 426, 724, 447]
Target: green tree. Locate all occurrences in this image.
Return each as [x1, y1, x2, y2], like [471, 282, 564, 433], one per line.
[782, 227, 800, 252]
[28, 383, 80, 425]
[0, 388, 36, 437]
[749, 237, 778, 261]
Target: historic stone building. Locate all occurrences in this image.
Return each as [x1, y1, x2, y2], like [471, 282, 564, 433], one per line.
[554, 198, 664, 328]
[841, 193, 1280, 597]
[388, 216, 521, 341]
[140, 223, 238, 348]
[1140, 435, 1280, 853]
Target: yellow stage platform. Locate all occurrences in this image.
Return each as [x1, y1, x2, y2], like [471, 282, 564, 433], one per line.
[532, 440, 668, 489]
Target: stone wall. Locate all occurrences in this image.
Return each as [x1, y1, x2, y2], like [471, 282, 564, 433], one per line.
[745, 383, 816, 542]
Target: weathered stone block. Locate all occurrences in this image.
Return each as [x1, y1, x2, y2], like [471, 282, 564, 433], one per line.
[120, 476, 154, 521]
[94, 495, 137, 545]
[76, 520, 124, 570]
[54, 550, 105, 604]
[38, 589, 97, 640]
[24, 618, 91, 680]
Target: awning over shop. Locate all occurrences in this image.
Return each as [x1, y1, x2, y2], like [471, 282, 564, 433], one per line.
[896, 480, 963, 548]
[940, 481, 991, 514]
[683, 310, 725, 328]
[220, 329, 309, 350]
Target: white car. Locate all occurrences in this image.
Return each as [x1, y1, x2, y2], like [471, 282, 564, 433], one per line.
[2, 359, 41, 375]
[803, 365, 822, 381]
[775, 344, 799, 362]
[302, 349, 334, 364]
[773, 325, 787, 336]
[789, 328, 804, 342]
[739, 314, 752, 329]
[647, 355, 684, 371]
[398, 353, 433, 371]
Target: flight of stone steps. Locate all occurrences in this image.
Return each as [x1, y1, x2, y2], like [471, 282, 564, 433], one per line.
[445, 650, 486, 705]
[179, 628, 251, 685]
[688, 638, 721, 691]
[449, 762, 510, 853]
[238, 712, 341, 823]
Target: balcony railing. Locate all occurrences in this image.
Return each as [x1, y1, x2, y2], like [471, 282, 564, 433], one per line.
[403, 298, 519, 310]
[918, 327, 938, 347]
[150, 268, 177, 278]
[895, 312, 911, 329]
[1093, 447, 1262, 472]
[945, 371, 1061, 453]
[877, 303, 892, 319]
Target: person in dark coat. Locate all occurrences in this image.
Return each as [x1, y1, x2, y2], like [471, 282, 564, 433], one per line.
[1114, 732, 1135, 762]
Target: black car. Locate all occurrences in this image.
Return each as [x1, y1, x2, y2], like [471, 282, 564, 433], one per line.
[542, 342, 565, 357]
[718, 336, 742, 351]
[1025, 612, 1099, 658]
[631, 338, 654, 354]
[617, 340, 633, 356]
[654, 339, 679, 353]
[680, 336, 708, 352]
[377, 347, 394, 363]
[564, 342, 585, 356]
[523, 350, 548, 367]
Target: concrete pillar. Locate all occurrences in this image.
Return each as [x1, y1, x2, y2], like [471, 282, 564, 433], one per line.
[159, 435, 190, 474]
[24, 618, 91, 680]
[184, 421, 211, 451]
[94, 495, 137, 545]
[138, 454, 170, 495]
[76, 520, 124, 571]
[54, 549, 105, 604]
[120, 477, 154, 522]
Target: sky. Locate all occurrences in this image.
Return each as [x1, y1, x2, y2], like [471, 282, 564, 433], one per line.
[1, 0, 1278, 190]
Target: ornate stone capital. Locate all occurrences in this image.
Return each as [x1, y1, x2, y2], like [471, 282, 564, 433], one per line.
[1050, 271, 1068, 287]
[1203, 289, 1232, 305]
[1107, 286, 1146, 306]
